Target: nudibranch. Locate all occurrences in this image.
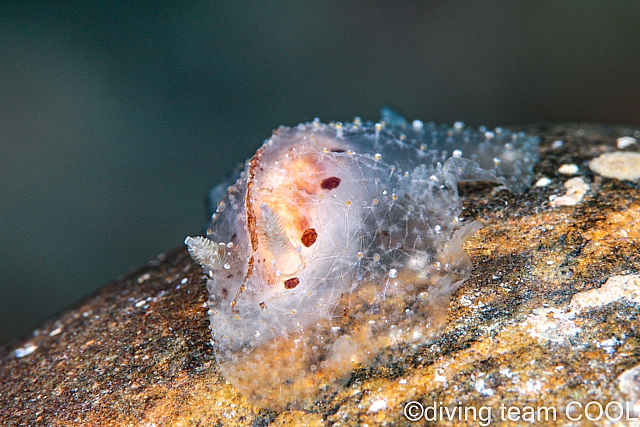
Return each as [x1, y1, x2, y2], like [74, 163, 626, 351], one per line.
[185, 110, 539, 410]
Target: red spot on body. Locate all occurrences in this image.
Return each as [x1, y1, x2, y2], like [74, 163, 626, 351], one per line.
[301, 228, 318, 247]
[321, 176, 341, 190]
[284, 277, 300, 289]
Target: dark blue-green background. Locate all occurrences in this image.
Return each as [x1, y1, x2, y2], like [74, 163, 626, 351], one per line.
[2, 1, 640, 345]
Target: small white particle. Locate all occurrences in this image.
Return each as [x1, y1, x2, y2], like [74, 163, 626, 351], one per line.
[49, 327, 62, 337]
[526, 379, 543, 394]
[135, 300, 146, 308]
[558, 164, 579, 174]
[617, 136, 637, 149]
[180, 278, 188, 284]
[475, 379, 494, 396]
[368, 399, 387, 412]
[434, 369, 447, 383]
[452, 149, 462, 158]
[15, 344, 38, 358]
[552, 140, 564, 149]
[388, 269, 398, 278]
[460, 296, 473, 307]
[398, 378, 407, 384]
[597, 337, 618, 355]
[535, 176, 552, 187]
[500, 368, 513, 378]
[412, 120, 424, 131]
[137, 273, 151, 283]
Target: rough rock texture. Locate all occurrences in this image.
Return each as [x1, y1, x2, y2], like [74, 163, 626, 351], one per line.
[1, 124, 639, 426]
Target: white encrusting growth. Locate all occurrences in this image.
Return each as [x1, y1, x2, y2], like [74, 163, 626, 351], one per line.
[550, 177, 589, 207]
[526, 274, 640, 345]
[589, 151, 640, 181]
[569, 274, 640, 312]
[526, 308, 581, 344]
[186, 110, 539, 410]
[617, 364, 640, 416]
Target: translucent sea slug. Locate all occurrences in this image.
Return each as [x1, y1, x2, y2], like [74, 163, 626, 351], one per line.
[185, 110, 539, 410]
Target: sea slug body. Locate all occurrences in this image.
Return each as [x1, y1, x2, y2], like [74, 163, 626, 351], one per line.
[186, 110, 539, 410]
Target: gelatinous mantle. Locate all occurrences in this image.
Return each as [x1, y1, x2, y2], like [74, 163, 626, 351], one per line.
[186, 112, 539, 410]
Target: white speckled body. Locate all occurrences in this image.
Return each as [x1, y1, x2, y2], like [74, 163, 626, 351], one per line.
[188, 113, 539, 409]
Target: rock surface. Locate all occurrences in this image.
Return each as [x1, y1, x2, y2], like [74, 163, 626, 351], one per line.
[1, 124, 639, 426]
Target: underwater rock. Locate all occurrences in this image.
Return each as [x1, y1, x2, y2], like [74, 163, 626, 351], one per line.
[1, 123, 639, 426]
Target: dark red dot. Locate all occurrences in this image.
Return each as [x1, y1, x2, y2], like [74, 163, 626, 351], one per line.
[284, 277, 300, 289]
[321, 176, 341, 190]
[301, 228, 318, 247]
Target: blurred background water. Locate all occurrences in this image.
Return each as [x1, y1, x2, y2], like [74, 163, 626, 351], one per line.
[2, 0, 640, 345]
